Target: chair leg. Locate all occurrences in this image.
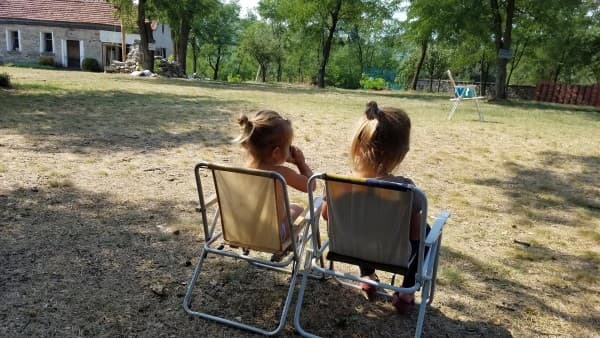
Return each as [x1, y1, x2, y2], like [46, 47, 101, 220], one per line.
[294, 255, 320, 338]
[183, 248, 208, 314]
[184, 246, 300, 336]
[414, 280, 431, 338]
[448, 98, 461, 120]
[427, 236, 442, 305]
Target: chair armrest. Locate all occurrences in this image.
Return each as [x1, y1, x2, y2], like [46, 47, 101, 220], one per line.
[195, 194, 217, 212]
[425, 210, 450, 246]
[305, 196, 324, 222]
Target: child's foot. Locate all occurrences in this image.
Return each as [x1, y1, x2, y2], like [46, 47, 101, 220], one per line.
[359, 274, 380, 301]
[391, 292, 415, 314]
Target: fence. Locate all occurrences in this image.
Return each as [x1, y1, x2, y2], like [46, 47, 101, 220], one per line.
[535, 82, 600, 107]
[415, 79, 536, 100]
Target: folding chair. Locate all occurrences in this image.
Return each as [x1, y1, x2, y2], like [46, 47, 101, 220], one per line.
[294, 174, 450, 338]
[183, 162, 323, 336]
[447, 69, 485, 121]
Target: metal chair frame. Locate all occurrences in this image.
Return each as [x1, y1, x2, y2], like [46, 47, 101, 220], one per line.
[183, 162, 322, 336]
[294, 173, 450, 338]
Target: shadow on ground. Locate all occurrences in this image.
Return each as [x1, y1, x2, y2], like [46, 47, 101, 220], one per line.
[0, 183, 514, 337]
[294, 275, 512, 337]
[0, 185, 236, 337]
[474, 151, 600, 225]
[0, 88, 243, 153]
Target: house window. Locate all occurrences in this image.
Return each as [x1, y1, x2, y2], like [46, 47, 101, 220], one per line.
[9, 30, 20, 51]
[43, 32, 53, 52]
[156, 48, 166, 58]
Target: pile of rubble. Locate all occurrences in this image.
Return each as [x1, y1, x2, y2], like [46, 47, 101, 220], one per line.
[105, 46, 184, 78]
[156, 58, 184, 78]
[105, 48, 139, 74]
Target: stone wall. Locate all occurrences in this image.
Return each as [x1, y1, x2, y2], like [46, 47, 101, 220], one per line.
[0, 23, 103, 68]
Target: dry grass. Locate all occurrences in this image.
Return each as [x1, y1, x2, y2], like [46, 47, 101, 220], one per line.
[0, 66, 599, 337]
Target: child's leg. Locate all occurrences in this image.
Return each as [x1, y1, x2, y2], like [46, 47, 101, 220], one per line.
[289, 203, 303, 222]
[358, 266, 378, 300]
[394, 225, 431, 313]
[402, 225, 431, 288]
[280, 203, 304, 241]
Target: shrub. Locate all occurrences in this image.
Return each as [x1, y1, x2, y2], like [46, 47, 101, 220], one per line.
[39, 56, 55, 66]
[167, 54, 175, 62]
[227, 74, 242, 83]
[82, 58, 101, 72]
[359, 73, 387, 90]
[0, 72, 11, 88]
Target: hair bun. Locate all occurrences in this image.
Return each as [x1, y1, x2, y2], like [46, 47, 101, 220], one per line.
[238, 114, 251, 127]
[365, 101, 379, 120]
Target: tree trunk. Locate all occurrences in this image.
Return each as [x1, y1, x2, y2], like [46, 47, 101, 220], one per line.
[213, 46, 222, 80]
[317, 0, 342, 88]
[191, 38, 198, 74]
[276, 60, 282, 82]
[480, 54, 489, 96]
[176, 18, 191, 74]
[260, 64, 267, 82]
[136, 0, 153, 72]
[490, 0, 515, 100]
[411, 39, 428, 90]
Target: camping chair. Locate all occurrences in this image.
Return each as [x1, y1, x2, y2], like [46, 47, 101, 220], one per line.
[294, 174, 450, 338]
[183, 162, 323, 336]
[447, 69, 485, 121]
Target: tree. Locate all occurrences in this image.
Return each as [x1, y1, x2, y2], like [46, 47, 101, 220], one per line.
[404, 0, 473, 90]
[193, 2, 240, 79]
[107, 0, 136, 61]
[423, 45, 449, 92]
[240, 21, 279, 82]
[137, 0, 154, 71]
[154, 0, 217, 73]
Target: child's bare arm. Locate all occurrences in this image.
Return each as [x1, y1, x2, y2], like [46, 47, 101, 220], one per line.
[286, 146, 316, 191]
[276, 165, 311, 192]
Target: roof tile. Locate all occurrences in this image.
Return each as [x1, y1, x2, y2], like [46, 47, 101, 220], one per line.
[0, 0, 121, 27]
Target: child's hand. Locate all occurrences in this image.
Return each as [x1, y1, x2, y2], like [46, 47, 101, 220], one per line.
[287, 145, 306, 165]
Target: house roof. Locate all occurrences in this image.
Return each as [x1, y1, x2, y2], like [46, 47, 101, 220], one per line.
[0, 0, 121, 27]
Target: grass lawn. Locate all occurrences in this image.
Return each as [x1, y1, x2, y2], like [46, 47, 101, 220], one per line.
[1, 66, 599, 337]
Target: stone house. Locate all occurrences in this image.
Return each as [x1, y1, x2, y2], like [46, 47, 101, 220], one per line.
[0, 0, 173, 70]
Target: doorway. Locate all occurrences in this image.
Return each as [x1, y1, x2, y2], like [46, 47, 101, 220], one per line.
[67, 40, 80, 68]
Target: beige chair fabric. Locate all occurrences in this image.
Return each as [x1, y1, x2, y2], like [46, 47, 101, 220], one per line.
[214, 170, 285, 253]
[326, 180, 413, 268]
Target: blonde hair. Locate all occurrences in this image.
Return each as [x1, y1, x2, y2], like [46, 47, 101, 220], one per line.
[350, 101, 411, 175]
[233, 110, 293, 166]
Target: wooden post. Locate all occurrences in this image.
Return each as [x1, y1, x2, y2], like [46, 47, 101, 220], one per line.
[121, 19, 126, 61]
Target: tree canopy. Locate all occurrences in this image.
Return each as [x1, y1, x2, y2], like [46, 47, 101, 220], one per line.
[113, 0, 600, 98]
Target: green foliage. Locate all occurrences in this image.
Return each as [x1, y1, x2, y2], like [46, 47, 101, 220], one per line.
[167, 54, 175, 62]
[328, 45, 362, 89]
[227, 74, 242, 83]
[82, 58, 101, 72]
[0, 72, 11, 88]
[39, 56, 55, 67]
[359, 73, 387, 90]
[240, 21, 279, 82]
